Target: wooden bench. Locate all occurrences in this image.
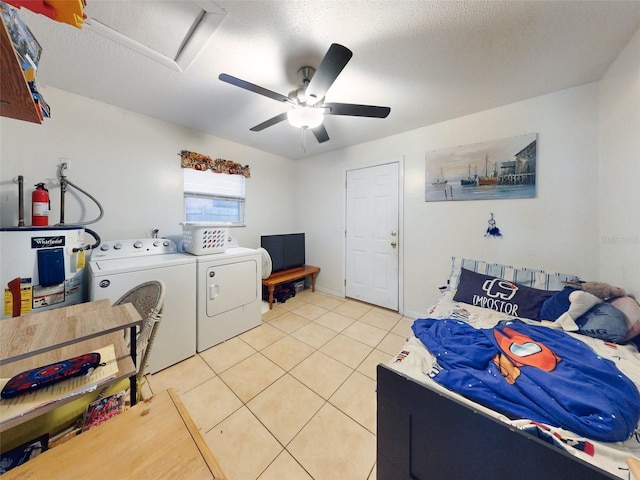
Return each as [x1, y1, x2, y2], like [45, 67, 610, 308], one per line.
[262, 264, 320, 309]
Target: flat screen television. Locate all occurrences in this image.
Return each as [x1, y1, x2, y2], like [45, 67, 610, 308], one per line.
[261, 233, 305, 272]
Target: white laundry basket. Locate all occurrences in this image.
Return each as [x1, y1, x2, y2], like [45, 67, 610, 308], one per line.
[182, 223, 229, 255]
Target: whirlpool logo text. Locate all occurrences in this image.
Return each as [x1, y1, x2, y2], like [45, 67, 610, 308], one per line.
[31, 236, 66, 248]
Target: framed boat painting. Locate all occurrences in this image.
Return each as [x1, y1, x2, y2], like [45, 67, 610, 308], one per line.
[425, 133, 538, 202]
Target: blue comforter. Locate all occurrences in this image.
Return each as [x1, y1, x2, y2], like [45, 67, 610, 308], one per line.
[412, 318, 640, 442]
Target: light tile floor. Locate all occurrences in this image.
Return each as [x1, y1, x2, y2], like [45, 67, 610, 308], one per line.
[147, 289, 413, 480]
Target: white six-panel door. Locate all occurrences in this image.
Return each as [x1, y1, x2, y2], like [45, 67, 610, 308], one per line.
[345, 162, 399, 310]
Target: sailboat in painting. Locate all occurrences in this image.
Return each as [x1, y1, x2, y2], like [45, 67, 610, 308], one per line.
[461, 164, 478, 186]
[432, 167, 447, 186]
[477, 154, 498, 186]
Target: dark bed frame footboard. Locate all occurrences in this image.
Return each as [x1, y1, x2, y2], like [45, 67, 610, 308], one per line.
[377, 364, 618, 480]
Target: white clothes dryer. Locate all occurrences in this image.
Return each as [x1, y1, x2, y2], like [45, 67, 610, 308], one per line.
[190, 247, 262, 352]
[88, 238, 197, 373]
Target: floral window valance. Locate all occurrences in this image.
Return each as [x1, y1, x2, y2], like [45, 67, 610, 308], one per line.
[179, 150, 251, 178]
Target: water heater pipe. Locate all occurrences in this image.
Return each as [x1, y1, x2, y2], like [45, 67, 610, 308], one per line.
[59, 169, 67, 224]
[17, 175, 25, 227]
[56, 163, 104, 227]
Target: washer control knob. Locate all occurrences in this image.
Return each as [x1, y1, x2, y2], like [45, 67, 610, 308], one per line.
[163, 240, 170, 247]
[133, 241, 144, 249]
[153, 240, 161, 247]
[113, 243, 122, 250]
[100, 244, 110, 251]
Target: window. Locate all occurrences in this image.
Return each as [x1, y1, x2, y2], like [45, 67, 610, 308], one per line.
[183, 168, 245, 225]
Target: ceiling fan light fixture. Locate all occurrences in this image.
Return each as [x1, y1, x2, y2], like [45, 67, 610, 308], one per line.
[220, 43, 389, 145]
[287, 106, 324, 129]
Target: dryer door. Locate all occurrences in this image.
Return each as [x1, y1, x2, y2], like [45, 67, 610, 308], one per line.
[206, 259, 258, 317]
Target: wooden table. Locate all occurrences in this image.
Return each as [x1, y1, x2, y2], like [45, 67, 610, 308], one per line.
[0, 300, 141, 432]
[1, 388, 227, 479]
[262, 264, 320, 309]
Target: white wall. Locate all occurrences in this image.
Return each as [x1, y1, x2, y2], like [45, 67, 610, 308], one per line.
[297, 83, 602, 318]
[0, 87, 298, 249]
[598, 27, 640, 294]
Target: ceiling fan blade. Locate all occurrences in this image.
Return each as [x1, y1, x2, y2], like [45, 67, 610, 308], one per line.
[219, 73, 294, 105]
[324, 102, 391, 118]
[250, 112, 289, 132]
[305, 43, 353, 102]
[311, 124, 330, 143]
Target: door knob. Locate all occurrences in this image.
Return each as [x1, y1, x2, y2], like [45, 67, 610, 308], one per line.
[391, 230, 397, 236]
[390, 241, 397, 248]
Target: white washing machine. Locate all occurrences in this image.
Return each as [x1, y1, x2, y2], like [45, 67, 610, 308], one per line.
[88, 238, 197, 373]
[191, 247, 262, 352]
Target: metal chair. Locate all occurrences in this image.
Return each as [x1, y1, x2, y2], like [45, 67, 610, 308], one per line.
[113, 280, 166, 383]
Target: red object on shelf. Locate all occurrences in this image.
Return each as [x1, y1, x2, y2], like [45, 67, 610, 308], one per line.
[7, 277, 22, 317]
[4, 0, 88, 28]
[3, 0, 55, 20]
[32, 182, 49, 226]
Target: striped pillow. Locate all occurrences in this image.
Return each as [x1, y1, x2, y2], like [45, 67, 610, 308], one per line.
[448, 257, 580, 291]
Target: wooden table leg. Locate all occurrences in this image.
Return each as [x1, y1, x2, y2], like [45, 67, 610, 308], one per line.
[130, 325, 137, 405]
[268, 285, 275, 310]
[310, 273, 317, 292]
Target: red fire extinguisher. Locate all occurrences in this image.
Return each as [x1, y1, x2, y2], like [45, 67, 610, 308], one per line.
[32, 183, 49, 227]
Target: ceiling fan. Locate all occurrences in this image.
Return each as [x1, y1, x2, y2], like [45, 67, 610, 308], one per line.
[218, 43, 391, 144]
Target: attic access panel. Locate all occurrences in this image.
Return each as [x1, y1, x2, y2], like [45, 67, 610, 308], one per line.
[84, 0, 225, 72]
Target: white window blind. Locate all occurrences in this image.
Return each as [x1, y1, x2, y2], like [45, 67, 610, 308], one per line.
[183, 168, 245, 198]
[183, 168, 245, 225]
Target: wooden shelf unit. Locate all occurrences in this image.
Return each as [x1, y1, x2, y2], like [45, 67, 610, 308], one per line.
[0, 15, 42, 123]
[0, 300, 141, 433]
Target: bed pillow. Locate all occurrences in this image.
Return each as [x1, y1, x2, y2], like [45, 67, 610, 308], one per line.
[448, 256, 580, 291]
[612, 296, 640, 342]
[539, 287, 574, 320]
[453, 268, 557, 320]
[575, 302, 628, 343]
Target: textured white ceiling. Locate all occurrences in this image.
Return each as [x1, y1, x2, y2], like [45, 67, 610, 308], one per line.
[16, 1, 640, 160]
